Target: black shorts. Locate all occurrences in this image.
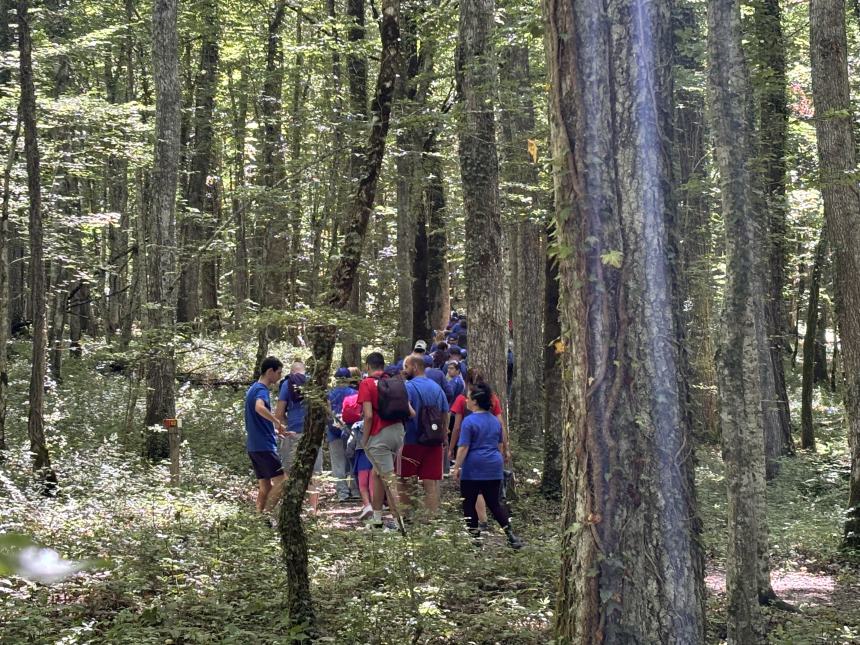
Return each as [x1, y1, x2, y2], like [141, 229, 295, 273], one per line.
[248, 451, 284, 480]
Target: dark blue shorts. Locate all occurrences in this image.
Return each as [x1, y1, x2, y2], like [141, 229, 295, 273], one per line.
[248, 451, 284, 480]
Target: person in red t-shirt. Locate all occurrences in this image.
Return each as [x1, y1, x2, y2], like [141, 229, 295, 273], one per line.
[357, 351, 412, 528]
[448, 367, 511, 530]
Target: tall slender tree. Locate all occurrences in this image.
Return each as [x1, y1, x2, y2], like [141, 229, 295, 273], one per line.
[278, 0, 400, 631]
[801, 233, 826, 450]
[708, 0, 776, 638]
[144, 0, 180, 460]
[809, 0, 860, 549]
[458, 0, 506, 405]
[18, 0, 57, 487]
[546, 0, 704, 640]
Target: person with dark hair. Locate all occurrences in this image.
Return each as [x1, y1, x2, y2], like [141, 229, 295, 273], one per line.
[448, 368, 511, 530]
[357, 351, 410, 529]
[453, 383, 523, 549]
[275, 360, 323, 513]
[244, 356, 287, 519]
[432, 341, 450, 369]
[327, 367, 359, 502]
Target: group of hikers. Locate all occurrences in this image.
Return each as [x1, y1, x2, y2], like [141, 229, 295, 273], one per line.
[243, 311, 524, 549]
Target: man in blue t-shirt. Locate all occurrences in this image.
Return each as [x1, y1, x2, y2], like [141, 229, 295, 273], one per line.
[399, 355, 450, 515]
[245, 356, 287, 515]
[275, 360, 323, 513]
[327, 367, 359, 502]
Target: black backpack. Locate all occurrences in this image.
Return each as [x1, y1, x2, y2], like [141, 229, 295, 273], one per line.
[376, 375, 410, 421]
[415, 387, 445, 446]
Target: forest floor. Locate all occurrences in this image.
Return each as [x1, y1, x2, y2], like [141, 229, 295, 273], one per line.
[1, 338, 859, 644]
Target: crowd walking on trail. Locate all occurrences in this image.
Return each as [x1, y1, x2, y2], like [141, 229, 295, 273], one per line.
[243, 311, 523, 548]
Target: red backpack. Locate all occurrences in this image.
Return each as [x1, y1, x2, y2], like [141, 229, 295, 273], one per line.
[341, 393, 362, 425]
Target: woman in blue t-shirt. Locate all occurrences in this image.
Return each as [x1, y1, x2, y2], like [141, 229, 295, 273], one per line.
[452, 383, 523, 549]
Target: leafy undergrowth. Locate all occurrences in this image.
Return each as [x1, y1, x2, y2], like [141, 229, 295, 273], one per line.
[1, 342, 858, 643]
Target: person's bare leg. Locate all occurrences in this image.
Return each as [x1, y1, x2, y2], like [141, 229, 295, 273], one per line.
[476, 494, 488, 523]
[263, 474, 286, 512]
[422, 479, 440, 514]
[371, 471, 385, 511]
[256, 479, 272, 513]
[308, 478, 319, 513]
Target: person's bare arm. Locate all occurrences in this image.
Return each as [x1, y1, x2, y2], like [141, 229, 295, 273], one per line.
[361, 401, 373, 447]
[453, 445, 469, 482]
[449, 414, 463, 459]
[256, 398, 287, 436]
[496, 413, 511, 463]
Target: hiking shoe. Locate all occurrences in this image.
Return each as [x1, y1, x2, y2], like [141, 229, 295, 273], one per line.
[478, 522, 489, 532]
[358, 504, 373, 520]
[504, 526, 523, 550]
[261, 515, 275, 529]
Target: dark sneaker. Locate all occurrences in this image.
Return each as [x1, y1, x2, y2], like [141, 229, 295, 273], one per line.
[478, 522, 489, 532]
[504, 526, 523, 550]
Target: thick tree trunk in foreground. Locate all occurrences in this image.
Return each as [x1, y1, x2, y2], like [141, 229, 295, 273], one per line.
[809, 0, 860, 549]
[425, 136, 450, 337]
[279, 0, 399, 632]
[19, 0, 57, 488]
[144, 0, 180, 461]
[458, 0, 506, 404]
[547, 0, 704, 641]
[708, 0, 775, 639]
[801, 234, 826, 450]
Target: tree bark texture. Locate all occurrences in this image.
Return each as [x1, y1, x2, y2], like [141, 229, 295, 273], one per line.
[0, 113, 20, 453]
[674, 1, 718, 443]
[499, 39, 545, 446]
[457, 0, 507, 405]
[19, 0, 57, 487]
[286, 15, 306, 308]
[228, 66, 249, 322]
[144, 0, 180, 461]
[801, 234, 826, 451]
[708, 0, 774, 638]
[540, 246, 561, 498]
[279, 1, 400, 633]
[814, 299, 829, 384]
[546, 0, 705, 641]
[809, 0, 860, 549]
[753, 0, 793, 465]
[424, 134, 450, 336]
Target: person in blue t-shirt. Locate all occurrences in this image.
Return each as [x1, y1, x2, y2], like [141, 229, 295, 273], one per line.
[327, 367, 359, 502]
[275, 360, 323, 513]
[245, 356, 287, 516]
[399, 355, 450, 515]
[453, 383, 523, 549]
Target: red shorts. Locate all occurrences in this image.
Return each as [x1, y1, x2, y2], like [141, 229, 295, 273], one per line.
[397, 444, 444, 480]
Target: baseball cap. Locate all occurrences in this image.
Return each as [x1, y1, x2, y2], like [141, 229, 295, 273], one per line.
[413, 340, 428, 353]
[335, 367, 351, 379]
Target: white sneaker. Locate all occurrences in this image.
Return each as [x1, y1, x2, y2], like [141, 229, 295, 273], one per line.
[358, 504, 373, 520]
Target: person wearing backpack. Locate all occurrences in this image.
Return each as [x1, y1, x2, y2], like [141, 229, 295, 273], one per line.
[357, 351, 413, 529]
[398, 355, 450, 515]
[327, 367, 359, 503]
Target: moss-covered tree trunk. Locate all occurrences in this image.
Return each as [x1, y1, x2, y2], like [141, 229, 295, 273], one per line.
[279, 0, 400, 632]
[144, 0, 180, 461]
[708, 0, 775, 638]
[458, 0, 507, 405]
[809, 0, 860, 549]
[546, 0, 705, 641]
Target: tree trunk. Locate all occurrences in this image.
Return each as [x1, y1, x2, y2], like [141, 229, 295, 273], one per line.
[178, 0, 219, 326]
[144, 0, 180, 461]
[0, 112, 19, 453]
[499, 35, 544, 446]
[458, 0, 506, 406]
[753, 0, 793, 462]
[412, 204, 430, 343]
[228, 66, 249, 322]
[547, 0, 705, 641]
[708, 0, 774, 638]
[19, 0, 57, 489]
[540, 245, 561, 498]
[801, 234, 825, 450]
[674, 1, 718, 443]
[279, 0, 399, 632]
[814, 299, 829, 384]
[424, 134, 450, 336]
[809, 0, 860, 549]
[286, 15, 306, 308]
